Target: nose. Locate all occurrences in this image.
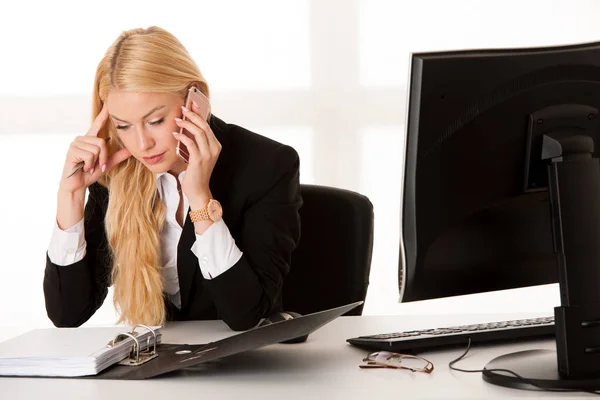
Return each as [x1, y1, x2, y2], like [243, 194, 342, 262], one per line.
[136, 127, 155, 152]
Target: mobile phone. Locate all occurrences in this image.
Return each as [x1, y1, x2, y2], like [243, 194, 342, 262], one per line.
[176, 86, 211, 163]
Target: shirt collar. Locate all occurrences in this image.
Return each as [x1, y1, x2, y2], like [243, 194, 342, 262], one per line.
[156, 170, 186, 184]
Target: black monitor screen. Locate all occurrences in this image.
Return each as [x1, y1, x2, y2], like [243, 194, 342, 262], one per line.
[400, 42, 600, 302]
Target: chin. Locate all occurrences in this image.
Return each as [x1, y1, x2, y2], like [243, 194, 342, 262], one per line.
[137, 158, 173, 174]
[147, 165, 171, 174]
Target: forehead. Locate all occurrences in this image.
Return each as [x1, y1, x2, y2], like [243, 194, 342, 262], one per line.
[106, 91, 180, 117]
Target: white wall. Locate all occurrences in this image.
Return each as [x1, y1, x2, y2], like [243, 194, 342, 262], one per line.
[0, 0, 597, 328]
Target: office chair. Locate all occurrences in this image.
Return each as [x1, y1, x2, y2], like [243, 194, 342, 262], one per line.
[282, 184, 374, 316]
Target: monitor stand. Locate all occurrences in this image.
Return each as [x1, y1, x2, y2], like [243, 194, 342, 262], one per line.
[482, 349, 600, 390]
[484, 108, 600, 391]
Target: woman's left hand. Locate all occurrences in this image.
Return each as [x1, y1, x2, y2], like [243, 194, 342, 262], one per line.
[173, 102, 222, 207]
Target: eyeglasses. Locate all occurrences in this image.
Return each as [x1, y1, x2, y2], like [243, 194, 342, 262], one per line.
[359, 351, 434, 374]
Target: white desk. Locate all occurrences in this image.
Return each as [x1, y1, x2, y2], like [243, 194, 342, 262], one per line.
[0, 312, 594, 399]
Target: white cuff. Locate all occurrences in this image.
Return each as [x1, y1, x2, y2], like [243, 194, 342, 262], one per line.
[191, 219, 243, 280]
[47, 218, 87, 266]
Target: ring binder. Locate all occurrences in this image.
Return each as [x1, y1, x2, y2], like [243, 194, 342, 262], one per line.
[110, 325, 160, 367]
[0, 302, 362, 380]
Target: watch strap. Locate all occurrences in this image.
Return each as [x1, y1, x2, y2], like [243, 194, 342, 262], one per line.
[189, 207, 210, 223]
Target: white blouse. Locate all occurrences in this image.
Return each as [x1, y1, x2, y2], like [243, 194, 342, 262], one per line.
[47, 171, 243, 309]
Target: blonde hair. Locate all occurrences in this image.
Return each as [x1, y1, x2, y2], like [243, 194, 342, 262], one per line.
[92, 26, 210, 325]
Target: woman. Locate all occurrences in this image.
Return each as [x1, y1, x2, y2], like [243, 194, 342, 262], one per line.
[43, 26, 302, 331]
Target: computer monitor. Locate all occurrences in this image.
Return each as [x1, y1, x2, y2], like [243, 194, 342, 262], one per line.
[399, 41, 600, 389]
[400, 41, 600, 303]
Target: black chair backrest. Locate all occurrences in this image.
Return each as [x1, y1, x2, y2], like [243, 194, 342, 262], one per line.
[283, 184, 374, 316]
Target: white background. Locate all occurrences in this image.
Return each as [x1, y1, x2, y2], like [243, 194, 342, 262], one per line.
[0, 0, 595, 328]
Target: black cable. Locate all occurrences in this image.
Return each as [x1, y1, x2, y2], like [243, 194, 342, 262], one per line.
[447, 339, 600, 396]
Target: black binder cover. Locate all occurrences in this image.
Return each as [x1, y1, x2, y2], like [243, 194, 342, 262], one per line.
[91, 301, 362, 380]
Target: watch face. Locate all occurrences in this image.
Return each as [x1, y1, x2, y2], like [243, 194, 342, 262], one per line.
[207, 199, 223, 221]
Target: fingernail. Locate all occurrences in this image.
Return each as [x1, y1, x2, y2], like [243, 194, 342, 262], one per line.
[90, 168, 95, 175]
[181, 106, 189, 112]
[172, 131, 179, 136]
[174, 117, 183, 122]
[101, 164, 107, 173]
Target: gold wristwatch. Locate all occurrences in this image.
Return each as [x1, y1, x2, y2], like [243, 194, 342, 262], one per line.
[190, 199, 223, 223]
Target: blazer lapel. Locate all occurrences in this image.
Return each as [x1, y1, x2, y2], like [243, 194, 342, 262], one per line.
[176, 208, 197, 310]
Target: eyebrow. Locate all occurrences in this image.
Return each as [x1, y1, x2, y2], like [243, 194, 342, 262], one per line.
[110, 105, 166, 124]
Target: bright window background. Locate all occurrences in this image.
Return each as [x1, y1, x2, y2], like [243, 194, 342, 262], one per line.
[1, 0, 599, 328]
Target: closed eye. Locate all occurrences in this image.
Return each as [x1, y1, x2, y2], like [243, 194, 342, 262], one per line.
[116, 117, 164, 130]
[150, 117, 164, 126]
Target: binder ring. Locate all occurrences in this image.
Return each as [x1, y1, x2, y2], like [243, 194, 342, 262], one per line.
[108, 325, 160, 366]
[113, 332, 142, 363]
[108, 331, 137, 348]
[130, 324, 158, 355]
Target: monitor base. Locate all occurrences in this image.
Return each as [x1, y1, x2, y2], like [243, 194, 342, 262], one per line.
[482, 349, 600, 391]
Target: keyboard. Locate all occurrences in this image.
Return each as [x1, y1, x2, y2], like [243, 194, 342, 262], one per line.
[346, 316, 555, 353]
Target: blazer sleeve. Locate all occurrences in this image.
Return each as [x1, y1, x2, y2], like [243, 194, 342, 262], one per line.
[43, 183, 112, 327]
[203, 145, 302, 331]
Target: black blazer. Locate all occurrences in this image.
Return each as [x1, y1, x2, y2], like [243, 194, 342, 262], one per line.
[43, 116, 302, 331]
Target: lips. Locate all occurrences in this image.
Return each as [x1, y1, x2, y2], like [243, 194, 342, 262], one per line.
[143, 152, 166, 165]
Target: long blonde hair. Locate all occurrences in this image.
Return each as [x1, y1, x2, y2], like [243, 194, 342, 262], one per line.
[92, 26, 210, 325]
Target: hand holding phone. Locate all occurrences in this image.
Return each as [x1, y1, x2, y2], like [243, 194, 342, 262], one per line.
[173, 87, 222, 208]
[176, 86, 211, 163]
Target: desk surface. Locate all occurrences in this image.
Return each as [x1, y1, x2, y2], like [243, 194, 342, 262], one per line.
[0, 313, 593, 399]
